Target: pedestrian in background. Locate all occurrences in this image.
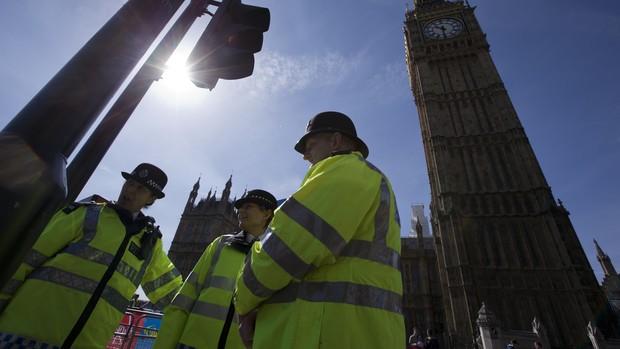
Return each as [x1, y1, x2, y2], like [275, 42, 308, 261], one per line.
[507, 339, 520, 349]
[424, 329, 439, 349]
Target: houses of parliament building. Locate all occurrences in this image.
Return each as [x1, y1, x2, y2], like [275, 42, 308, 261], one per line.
[167, 1, 619, 348]
[168, 176, 619, 349]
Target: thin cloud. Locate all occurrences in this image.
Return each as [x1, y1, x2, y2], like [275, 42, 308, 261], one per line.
[234, 50, 362, 96]
[366, 61, 411, 104]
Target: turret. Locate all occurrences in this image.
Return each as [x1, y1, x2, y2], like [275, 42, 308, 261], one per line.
[416, 218, 424, 248]
[595, 239, 618, 278]
[222, 174, 232, 202]
[185, 176, 200, 212]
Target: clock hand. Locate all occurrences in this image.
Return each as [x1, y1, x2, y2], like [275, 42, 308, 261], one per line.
[438, 25, 447, 38]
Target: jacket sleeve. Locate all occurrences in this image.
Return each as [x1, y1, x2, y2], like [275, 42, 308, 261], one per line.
[235, 154, 384, 314]
[0, 207, 85, 312]
[141, 238, 183, 311]
[153, 238, 219, 348]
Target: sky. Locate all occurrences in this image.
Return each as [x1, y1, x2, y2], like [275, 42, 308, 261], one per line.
[0, 0, 619, 285]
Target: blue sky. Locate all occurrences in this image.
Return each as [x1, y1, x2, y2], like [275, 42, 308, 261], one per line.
[1, 0, 619, 284]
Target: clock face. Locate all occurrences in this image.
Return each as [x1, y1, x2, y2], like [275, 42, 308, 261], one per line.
[423, 18, 464, 40]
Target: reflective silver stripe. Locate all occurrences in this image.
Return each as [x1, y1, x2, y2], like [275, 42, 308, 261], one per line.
[341, 240, 399, 269]
[0, 332, 60, 349]
[186, 271, 199, 288]
[130, 249, 168, 305]
[280, 197, 346, 255]
[210, 275, 236, 291]
[302, 282, 402, 314]
[357, 156, 401, 264]
[155, 289, 177, 310]
[242, 259, 277, 298]
[172, 293, 239, 322]
[1, 279, 23, 298]
[29, 266, 130, 313]
[83, 205, 100, 243]
[69, 204, 146, 286]
[197, 237, 227, 292]
[134, 247, 154, 288]
[22, 249, 48, 269]
[191, 300, 229, 321]
[65, 244, 142, 286]
[30, 266, 98, 293]
[265, 281, 402, 314]
[263, 281, 300, 305]
[102, 283, 134, 313]
[143, 268, 181, 295]
[170, 238, 237, 314]
[65, 243, 112, 264]
[171, 293, 195, 312]
[373, 177, 391, 245]
[355, 155, 395, 245]
[261, 233, 311, 280]
[174, 238, 239, 318]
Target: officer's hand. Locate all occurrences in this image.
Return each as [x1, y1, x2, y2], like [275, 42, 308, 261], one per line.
[238, 310, 258, 348]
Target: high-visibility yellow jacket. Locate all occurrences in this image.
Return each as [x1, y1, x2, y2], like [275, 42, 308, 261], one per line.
[0, 198, 182, 348]
[154, 232, 253, 349]
[235, 151, 406, 348]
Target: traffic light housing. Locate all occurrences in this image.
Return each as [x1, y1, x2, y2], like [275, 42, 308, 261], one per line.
[187, 0, 270, 90]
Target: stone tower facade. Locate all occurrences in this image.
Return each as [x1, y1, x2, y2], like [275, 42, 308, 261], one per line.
[403, 1, 617, 347]
[167, 176, 239, 278]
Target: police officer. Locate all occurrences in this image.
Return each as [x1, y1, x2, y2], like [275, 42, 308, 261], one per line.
[154, 189, 277, 349]
[0, 163, 182, 348]
[235, 112, 406, 348]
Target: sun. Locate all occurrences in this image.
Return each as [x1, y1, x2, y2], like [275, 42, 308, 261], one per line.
[152, 51, 205, 102]
[160, 54, 194, 89]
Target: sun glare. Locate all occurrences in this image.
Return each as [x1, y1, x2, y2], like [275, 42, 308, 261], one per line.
[161, 55, 193, 88]
[153, 52, 206, 103]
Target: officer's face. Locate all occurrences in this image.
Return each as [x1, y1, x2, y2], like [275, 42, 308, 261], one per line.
[117, 179, 156, 213]
[237, 202, 271, 236]
[303, 133, 335, 165]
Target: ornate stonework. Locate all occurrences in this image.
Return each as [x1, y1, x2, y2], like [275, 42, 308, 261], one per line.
[403, 1, 618, 347]
[167, 176, 238, 278]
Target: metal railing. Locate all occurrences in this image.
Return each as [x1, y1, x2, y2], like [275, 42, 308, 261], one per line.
[107, 308, 163, 349]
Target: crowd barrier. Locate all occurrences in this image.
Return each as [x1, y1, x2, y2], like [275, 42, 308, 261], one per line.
[107, 308, 163, 349]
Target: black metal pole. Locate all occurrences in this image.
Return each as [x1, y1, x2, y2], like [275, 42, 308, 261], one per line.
[0, 0, 185, 291]
[64, 0, 212, 207]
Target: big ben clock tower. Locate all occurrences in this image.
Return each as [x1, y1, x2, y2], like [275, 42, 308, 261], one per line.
[404, 0, 618, 347]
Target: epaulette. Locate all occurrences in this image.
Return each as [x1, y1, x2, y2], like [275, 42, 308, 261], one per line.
[62, 194, 109, 214]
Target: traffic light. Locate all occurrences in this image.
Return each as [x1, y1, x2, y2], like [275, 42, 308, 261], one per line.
[187, 0, 270, 90]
